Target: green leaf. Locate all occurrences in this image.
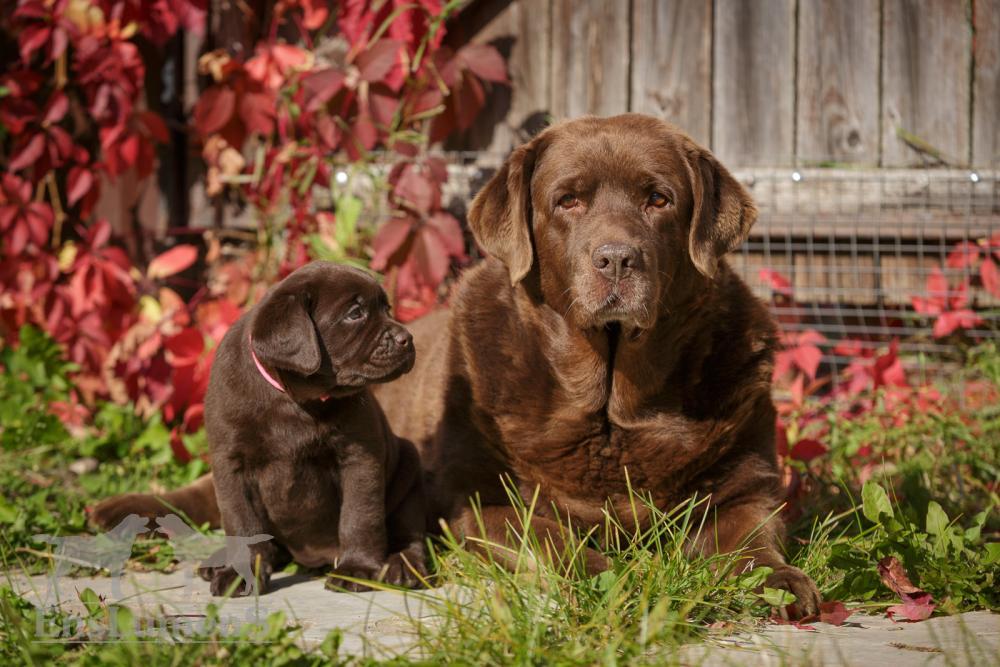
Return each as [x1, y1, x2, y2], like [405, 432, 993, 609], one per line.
[985, 543, 1000, 565]
[79, 588, 103, 617]
[925, 501, 948, 536]
[335, 193, 362, 248]
[739, 565, 773, 590]
[862, 481, 893, 524]
[761, 587, 797, 607]
[110, 605, 136, 640]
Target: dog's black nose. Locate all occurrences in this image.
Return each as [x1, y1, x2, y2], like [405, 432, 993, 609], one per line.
[390, 329, 412, 348]
[592, 244, 641, 280]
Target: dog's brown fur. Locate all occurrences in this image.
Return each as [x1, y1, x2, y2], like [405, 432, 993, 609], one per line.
[92, 262, 427, 594]
[92, 115, 819, 614]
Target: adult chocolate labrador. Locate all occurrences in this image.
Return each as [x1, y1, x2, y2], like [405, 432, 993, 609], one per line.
[93, 115, 819, 614]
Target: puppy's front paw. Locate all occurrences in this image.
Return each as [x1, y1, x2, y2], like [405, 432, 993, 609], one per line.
[765, 564, 821, 619]
[204, 565, 271, 597]
[382, 546, 428, 588]
[325, 556, 386, 593]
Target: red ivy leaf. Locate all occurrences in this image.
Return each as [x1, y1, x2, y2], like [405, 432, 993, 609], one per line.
[8, 133, 46, 172]
[355, 39, 403, 84]
[239, 91, 276, 136]
[457, 43, 509, 83]
[946, 241, 980, 269]
[818, 601, 852, 626]
[42, 91, 69, 125]
[981, 259, 1000, 299]
[887, 592, 935, 622]
[302, 68, 346, 111]
[164, 327, 204, 366]
[67, 167, 95, 206]
[789, 438, 827, 462]
[877, 556, 922, 597]
[412, 225, 451, 286]
[801, 601, 853, 627]
[933, 309, 983, 338]
[148, 245, 199, 280]
[193, 86, 236, 138]
[792, 344, 823, 380]
[371, 217, 415, 271]
[760, 268, 793, 296]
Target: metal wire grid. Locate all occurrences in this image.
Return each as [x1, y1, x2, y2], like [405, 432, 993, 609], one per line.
[730, 168, 1000, 378]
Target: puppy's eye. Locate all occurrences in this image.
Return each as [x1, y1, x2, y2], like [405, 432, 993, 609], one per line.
[648, 191, 671, 208]
[557, 194, 579, 210]
[345, 304, 366, 321]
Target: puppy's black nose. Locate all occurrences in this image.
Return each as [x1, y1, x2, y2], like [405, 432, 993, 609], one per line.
[592, 244, 641, 281]
[387, 328, 412, 348]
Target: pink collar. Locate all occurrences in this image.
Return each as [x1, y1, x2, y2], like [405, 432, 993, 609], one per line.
[249, 334, 287, 393]
[249, 335, 330, 402]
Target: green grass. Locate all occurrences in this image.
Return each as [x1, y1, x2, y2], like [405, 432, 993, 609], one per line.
[1, 330, 998, 665]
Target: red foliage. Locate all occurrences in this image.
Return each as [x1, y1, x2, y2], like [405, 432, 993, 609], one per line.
[1, 0, 508, 461]
[878, 556, 936, 621]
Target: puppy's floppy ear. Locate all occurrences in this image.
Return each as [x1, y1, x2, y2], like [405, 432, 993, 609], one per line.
[250, 287, 322, 376]
[467, 141, 539, 285]
[686, 147, 757, 278]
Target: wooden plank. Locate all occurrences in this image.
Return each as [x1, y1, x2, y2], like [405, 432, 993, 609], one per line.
[794, 254, 877, 304]
[446, 0, 552, 153]
[881, 0, 972, 166]
[630, 0, 712, 145]
[735, 168, 999, 238]
[550, 0, 630, 119]
[880, 255, 939, 304]
[973, 0, 1000, 166]
[796, 0, 880, 165]
[712, 0, 795, 166]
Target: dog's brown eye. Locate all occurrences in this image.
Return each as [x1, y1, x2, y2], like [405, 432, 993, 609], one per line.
[648, 191, 671, 208]
[557, 194, 579, 209]
[345, 304, 365, 321]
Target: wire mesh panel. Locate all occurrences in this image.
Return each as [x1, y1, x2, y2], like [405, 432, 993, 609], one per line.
[729, 168, 1000, 378]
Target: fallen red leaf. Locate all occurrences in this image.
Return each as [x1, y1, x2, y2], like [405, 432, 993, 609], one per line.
[878, 556, 921, 596]
[887, 592, 935, 622]
[878, 556, 936, 622]
[801, 601, 853, 626]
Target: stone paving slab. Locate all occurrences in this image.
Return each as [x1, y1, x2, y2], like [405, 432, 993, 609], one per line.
[6, 569, 436, 659]
[6, 570, 999, 665]
[681, 611, 1000, 666]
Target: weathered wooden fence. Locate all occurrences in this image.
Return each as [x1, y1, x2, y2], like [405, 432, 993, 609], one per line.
[449, 0, 999, 168]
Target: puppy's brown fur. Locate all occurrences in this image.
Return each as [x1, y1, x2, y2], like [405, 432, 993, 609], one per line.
[92, 262, 427, 594]
[93, 115, 819, 614]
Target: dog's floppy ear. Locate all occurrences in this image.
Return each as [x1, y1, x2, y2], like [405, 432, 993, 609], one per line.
[468, 141, 539, 285]
[250, 286, 322, 376]
[686, 147, 757, 278]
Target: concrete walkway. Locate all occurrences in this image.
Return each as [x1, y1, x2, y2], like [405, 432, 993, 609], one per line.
[6, 570, 999, 665]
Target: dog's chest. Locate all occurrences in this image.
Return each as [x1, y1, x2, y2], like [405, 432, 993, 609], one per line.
[255, 449, 343, 559]
[503, 409, 715, 525]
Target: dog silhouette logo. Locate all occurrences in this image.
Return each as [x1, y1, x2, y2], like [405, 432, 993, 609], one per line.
[154, 514, 273, 597]
[33, 514, 150, 604]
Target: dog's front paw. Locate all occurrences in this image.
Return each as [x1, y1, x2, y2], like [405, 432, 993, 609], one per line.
[765, 564, 821, 619]
[325, 556, 387, 593]
[203, 565, 270, 597]
[382, 546, 428, 588]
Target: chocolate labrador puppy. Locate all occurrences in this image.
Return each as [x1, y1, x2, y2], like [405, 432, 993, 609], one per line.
[92, 261, 427, 594]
